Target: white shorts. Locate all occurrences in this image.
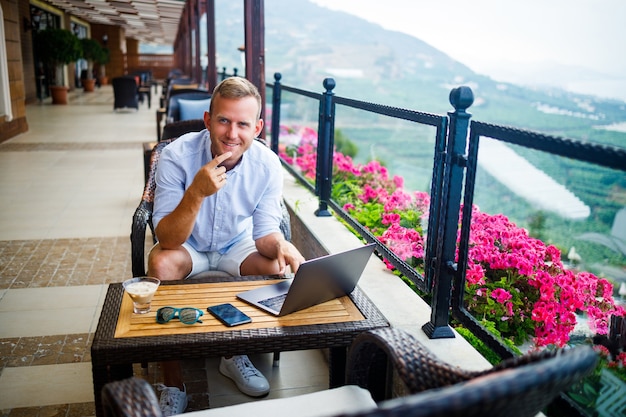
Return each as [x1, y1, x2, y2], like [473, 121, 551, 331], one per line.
[182, 237, 257, 278]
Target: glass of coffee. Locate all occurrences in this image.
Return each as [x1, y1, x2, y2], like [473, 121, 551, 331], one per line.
[122, 277, 160, 314]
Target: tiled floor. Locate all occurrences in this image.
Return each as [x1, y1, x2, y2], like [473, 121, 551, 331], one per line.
[0, 86, 328, 416]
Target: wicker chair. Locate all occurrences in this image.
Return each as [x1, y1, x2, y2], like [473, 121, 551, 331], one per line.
[131, 137, 292, 278]
[112, 76, 139, 111]
[161, 119, 206, 142]
[100, 327, 598, 417]
[156, 88, 210, 140]
[345, 328, 598, 416]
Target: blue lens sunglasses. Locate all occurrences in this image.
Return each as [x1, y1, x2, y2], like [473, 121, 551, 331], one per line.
[156, 306, 204, 324]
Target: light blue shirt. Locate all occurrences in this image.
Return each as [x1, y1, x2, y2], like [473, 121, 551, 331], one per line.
[153, 130, 283, 253]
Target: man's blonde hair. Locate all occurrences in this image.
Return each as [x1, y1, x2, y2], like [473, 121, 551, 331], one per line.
[210, 77, 262, 119]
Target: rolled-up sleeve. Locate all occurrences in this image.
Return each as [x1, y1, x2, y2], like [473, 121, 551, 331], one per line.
[152, 150, 187, 230]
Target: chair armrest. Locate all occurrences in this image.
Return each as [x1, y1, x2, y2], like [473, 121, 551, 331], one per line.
[346, 328, 473, 401]
[101, 377, 162, 417]
[156, 108, 166, 141]
[131, 201, 152, 277]
[346, 328, 598, 417]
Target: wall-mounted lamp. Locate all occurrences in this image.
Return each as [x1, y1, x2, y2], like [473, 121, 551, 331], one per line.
[102, 34, 108, 46]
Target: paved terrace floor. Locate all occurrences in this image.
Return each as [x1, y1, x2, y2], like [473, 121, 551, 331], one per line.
[0, 86, 329, 416]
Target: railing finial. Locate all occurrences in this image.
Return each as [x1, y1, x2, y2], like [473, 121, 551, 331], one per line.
[449, 86, 474, 113]
[323, 77, 336, 92]
[274, 72, 282, 82]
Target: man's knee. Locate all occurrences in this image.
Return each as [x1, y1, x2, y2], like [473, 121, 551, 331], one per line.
[147, 245, 191, 281]
[240, 252, 281, 276]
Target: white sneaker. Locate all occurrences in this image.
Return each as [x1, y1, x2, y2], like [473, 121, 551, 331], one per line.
[219, 355, 270, 397]
[157, 383, 188, 416]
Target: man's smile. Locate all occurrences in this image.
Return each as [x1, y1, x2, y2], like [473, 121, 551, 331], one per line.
[222, 140, 239, 148]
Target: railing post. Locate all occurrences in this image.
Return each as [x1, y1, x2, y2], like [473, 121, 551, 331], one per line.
[422, 86, 474, 339]
[270, 73, 282, 154]
[315, 78, 336, 217]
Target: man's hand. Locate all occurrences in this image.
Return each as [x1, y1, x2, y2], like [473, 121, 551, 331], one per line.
[254, 233, 306, 275]
[191, 151, 232, 197]
[275, 240, 306, 275]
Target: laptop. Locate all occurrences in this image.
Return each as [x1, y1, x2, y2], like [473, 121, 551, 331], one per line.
[237, 243, 376, 316]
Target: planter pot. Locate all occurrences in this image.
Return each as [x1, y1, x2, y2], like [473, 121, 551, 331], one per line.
[99, 76, 109, 86]
[83, 79, 96, 92]
[50, 86, 69, 105]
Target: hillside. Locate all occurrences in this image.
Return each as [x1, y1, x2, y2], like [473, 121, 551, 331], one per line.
[215, 0, 626, 144]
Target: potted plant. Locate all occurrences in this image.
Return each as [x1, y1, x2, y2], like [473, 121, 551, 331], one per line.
[34, 28, 82, 104]
[96, 47, 111, 85]
[80, 38, 104, 92]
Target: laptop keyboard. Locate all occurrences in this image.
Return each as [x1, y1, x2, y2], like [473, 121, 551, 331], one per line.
[258, 293, 287, 311]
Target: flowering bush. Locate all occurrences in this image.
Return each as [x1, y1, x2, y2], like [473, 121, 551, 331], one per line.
[279, 124, 625, 349]
[463, 208, 624, 347]
[279, 125, 430, 272]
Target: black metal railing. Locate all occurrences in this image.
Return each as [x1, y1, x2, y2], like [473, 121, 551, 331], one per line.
[265, 72, 626, 417]
[270, 73, 448, 302]
[267, 71, 626, 345]
[454, 121, 626, 358]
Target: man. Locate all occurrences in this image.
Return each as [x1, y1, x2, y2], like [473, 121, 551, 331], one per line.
[149, 77, 305, 415]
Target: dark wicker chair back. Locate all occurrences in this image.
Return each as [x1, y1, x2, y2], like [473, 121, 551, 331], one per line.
[165, 91, 212, 123]
[131, 137, 291, 277]
[156, 88, 209, 140]
[161, 119, 206, 141]
[346, 328, 599, 417]
[160, 78, 197, 107]
[131, 139, 174, 277]
[112, 76, 139, 111]
[100, 327, 597, 417]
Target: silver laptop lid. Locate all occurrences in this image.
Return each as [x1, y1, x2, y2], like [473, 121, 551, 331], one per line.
[237, 243, 376, 316]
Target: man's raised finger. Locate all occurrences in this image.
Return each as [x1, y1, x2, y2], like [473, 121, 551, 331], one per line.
[212, 151, 232, 168]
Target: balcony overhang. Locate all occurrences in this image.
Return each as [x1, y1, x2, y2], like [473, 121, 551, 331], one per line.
[44, 0, 186, 45]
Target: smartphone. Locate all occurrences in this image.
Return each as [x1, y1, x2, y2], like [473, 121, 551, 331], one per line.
[207, 303, 252, 327]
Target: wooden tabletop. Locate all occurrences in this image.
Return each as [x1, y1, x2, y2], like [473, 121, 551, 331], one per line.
[91, 275, 388, 365]
[115, 279, 365, 338]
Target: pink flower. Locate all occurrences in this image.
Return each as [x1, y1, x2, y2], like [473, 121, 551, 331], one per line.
[491, 288, 512, 304]
[382, 212, 400, 226]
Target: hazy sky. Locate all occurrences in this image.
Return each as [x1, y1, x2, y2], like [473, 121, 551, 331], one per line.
[311, 0, 626, 100]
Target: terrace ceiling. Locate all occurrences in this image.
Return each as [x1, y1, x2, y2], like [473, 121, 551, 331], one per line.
[44, 0, 186, 45]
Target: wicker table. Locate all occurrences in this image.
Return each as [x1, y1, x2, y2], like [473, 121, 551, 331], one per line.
[91, 276, 389, 417]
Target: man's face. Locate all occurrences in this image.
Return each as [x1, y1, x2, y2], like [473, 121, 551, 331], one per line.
[204, 94, 263, 170]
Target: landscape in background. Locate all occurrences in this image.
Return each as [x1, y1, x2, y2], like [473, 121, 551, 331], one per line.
[184, 0, 624, 282]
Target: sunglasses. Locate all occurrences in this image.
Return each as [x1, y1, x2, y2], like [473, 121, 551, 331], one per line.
[156, 306, 204, 324]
